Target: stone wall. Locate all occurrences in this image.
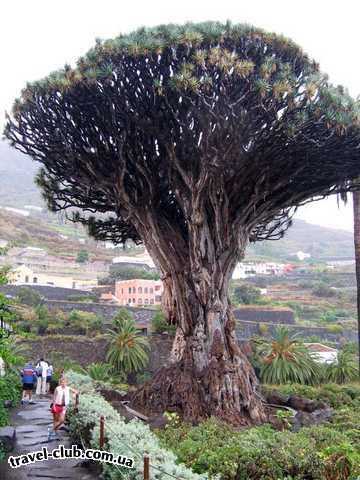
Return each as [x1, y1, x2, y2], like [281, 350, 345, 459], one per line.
[16, 333, 173, 374]
[235, 320, 357, 343]
[16, 322, 357, 376]
[234, 306, 295, 324]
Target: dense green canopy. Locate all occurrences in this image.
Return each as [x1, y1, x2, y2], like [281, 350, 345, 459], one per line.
[5, 21, 360, 246]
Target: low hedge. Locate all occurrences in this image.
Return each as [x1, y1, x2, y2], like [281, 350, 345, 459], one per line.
[158, 417, 360, 480]
[66, 370, 208, 480]
[262, 382, 360, 409]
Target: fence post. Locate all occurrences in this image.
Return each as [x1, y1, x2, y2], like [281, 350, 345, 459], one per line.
[99, 415, 105, 449]
[143, 453, 150, 480]
[74, 393, 79, 414]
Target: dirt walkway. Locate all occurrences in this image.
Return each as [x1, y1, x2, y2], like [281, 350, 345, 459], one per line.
[0, 397, 99, 480]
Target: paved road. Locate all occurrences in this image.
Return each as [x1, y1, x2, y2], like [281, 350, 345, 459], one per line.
[0, 397, 99, 480]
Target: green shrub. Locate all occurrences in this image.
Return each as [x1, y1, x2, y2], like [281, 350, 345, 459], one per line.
[0, 372, 22, 426]
[151, 309, 176, 335]
[16, 287, 42, 306]
[66, 372, 207, 479]
[233, 284, 262, 304]
[158, 417, 360, 480]
[264, 382, 360, 409]
[325, 351, 358, 384]
[312, 282, 335, 298]
[258, 323, 269, 336]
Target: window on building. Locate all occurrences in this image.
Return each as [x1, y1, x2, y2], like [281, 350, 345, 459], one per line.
[144, 287, 148, 294]
[122, 288, 124, 294]
[149, 287, 153, 294]
[150, 299, 154, 305]
[155, 285, 161, 291]
[138, 298, 142, 304]
[128, 287, 131, 294]
[128, 298, 131, 304]
[144, 298, 149, 304]
[33, 277, 38, 284]
[25, 276, 29, 283]
[138, 287, 142, 293]
[133, 298, 135, 304]
[132, 287, 136, 293]
[155, 295, 162, 302]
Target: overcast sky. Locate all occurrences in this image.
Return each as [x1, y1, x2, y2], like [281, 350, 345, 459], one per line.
[1, 0, 359, 231]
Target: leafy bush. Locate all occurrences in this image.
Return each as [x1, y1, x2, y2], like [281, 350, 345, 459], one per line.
[99, 266, 160, 284]
[76, 249, 89, 263]
[16, 287, 43, 306]
[233, 284, 262, 305]
[326, 324, 343, 334]
[66, 372, 207, 479]
[0, 372, 21, 426]
[326, 351, 358, 384]
[258, 323, 269, 336]
[84, 362, 112, 381]
[312, 282, 336, 298]
[151, 309, 176, 335]
[263, 383, 360, 409]
[67, 310, 102, 335]
[158, 417, 360, 479]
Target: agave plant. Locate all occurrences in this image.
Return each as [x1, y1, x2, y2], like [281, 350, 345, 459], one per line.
[106, 312, 149, 374]
[325, 350, 358, 384]
[256, 326, 321, 385]
[83, 362, 112, 381]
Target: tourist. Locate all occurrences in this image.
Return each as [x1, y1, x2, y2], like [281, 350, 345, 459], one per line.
[46, 363, 53, 393]
[20, 362, 37, 405]
[48, 376, 78, 440]
[35, 358, 49, 396]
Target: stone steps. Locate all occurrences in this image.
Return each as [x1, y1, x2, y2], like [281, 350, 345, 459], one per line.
[1, 397, 100, 480]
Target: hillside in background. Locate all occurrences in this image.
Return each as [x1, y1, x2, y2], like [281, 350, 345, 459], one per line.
[0, 140, 355, 262]
[248, 219, 354, 261]
[0, 141, 43, 207]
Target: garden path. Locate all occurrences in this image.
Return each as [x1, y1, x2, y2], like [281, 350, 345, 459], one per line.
[0, 396, 99, 480]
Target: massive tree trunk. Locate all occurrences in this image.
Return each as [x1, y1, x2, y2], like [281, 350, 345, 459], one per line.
[132, 204, 266, 425]
[353, 189, 360, 376]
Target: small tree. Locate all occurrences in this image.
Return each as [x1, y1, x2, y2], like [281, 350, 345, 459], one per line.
[233, 284, 262, 305]
[76, 249, 89, 263]
[106, 311, 149, 374]
[255, 326, 320, 384]
[16, 287, 42, 307]
[151, 308, 176, 335]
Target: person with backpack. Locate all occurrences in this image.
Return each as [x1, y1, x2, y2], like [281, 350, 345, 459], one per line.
[20, 362, 37, 405]
[35, 358, 49, 396]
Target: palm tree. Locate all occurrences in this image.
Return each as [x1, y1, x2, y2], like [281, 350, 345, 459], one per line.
[106, 310, 149, 374]
[326, 350, 358, 384]
[353, 189, 360, 377]
[255, 326, 320, 385]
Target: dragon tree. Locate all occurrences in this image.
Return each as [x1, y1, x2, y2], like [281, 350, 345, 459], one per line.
[4, 22, 360, 424]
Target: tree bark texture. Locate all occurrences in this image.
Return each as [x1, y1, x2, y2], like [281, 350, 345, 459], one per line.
[132, 193, 266, 425]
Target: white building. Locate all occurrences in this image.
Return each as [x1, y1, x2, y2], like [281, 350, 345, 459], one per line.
[112, 250, 155, 269]
[232, 262, 286, 279]
[304, 343, 338, 364]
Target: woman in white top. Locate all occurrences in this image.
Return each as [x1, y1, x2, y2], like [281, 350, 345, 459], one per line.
[49, 377, 78, 440]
